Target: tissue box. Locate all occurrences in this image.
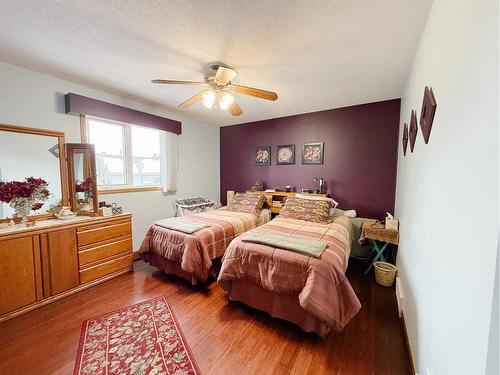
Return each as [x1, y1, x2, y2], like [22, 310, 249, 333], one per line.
[385, 218, 399, 231]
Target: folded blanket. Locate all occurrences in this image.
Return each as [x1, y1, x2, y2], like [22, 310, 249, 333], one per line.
[242, 230, 327, 258]
[154, 217, 210, 234]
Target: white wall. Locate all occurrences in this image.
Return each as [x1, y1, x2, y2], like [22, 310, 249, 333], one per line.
[0, 62, 220, 250]
[395, 2, 499, 375]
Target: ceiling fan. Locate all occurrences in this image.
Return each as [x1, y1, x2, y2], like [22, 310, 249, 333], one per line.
[151, 65, 278, 116]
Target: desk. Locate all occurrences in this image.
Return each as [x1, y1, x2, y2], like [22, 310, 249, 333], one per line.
[359, 219, 399, 275]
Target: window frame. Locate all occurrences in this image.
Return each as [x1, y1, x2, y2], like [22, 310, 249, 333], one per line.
[80, 115, 163, 194]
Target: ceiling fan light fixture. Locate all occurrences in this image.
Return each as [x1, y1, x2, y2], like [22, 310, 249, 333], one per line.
[202, 90, 216, 109]
[219, 92, 235, 110]
[152, 65, 277, 116]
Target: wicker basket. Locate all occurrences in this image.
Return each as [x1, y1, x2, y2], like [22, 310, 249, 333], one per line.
[373, 261, 398, 287]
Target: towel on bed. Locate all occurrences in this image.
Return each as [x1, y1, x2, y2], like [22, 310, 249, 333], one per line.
[154, 217, 210, 234]
[241, 230, 327, 258]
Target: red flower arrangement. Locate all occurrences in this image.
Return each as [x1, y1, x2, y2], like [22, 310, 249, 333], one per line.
[0, 177, 50, 222]
[75, 177, 94, 193]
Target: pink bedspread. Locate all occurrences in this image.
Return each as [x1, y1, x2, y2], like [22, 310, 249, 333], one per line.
[218, 216, 361, 331]
[139, 209, 270, 282]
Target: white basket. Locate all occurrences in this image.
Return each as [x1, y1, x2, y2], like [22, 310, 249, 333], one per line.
[173, 197, 215, 217]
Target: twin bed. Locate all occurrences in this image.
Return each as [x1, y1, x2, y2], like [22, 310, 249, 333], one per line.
[139, 207, 271, 283]
[139, 193, 361, 337]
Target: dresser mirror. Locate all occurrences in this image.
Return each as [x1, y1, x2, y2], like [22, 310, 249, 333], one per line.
[66, 143, 98, 216]
[0, 124, 69, 220]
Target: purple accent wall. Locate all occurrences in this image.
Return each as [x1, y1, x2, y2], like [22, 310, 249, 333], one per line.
[220, 99, 400, 218]
[65, 93, 182, 134]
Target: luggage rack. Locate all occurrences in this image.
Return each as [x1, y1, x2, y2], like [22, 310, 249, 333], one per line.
[173, 197, 216, 217]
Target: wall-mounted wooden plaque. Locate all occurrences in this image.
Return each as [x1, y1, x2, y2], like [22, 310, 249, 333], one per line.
[402, 123, 409, 156]
[409, 110, 418, 153]
[420, 86, 437, 144]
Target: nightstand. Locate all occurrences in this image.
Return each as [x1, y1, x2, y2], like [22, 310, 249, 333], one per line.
[359, 219, 399, 275]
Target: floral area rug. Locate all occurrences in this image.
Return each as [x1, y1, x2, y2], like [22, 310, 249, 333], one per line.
[74, 296, 200, 375]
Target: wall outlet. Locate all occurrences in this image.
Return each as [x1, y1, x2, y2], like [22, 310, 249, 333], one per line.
[395, 276, 405, 317]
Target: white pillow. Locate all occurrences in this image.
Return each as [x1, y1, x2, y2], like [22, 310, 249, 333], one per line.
[330, 207, 357, 219]
[344, 209, 357, 218]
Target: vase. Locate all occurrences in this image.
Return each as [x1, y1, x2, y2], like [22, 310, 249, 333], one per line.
[11, 200, 33, 226]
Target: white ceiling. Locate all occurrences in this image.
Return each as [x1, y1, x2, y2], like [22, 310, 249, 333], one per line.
[0, 0, 432, 126]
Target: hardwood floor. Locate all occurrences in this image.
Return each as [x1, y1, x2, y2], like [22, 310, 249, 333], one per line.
[0, 258, 412, 375]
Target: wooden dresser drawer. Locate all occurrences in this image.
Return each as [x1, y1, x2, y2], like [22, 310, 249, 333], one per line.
[77, 221, 131, 247]
[78, 236, 132, 267]
[79, 253, 133, 284]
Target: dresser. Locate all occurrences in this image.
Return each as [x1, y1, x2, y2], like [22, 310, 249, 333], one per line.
[0, 214, 133, 322]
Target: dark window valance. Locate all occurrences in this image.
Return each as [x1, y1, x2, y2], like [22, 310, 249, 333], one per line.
[64, 93, 181, 135]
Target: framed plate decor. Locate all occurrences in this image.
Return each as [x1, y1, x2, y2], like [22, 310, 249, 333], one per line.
[302, 142, 324, 164]
[420, 86, 437, 144]
[409, 110, 418, 153]
[277, 144, 295, 165]
[402, 123, 409, 156]
[255, 146, 271, 165]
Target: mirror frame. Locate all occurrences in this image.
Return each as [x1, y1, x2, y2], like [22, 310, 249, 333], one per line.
[66, 143, 99, 216]
[0, 123, 69, 222]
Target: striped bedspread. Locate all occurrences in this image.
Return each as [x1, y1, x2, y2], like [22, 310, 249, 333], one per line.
[218, 216, 361, 331]
[139, 208, 271, 282]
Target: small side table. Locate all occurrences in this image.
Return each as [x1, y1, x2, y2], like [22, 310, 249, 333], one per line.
[359, 219, 399, 275]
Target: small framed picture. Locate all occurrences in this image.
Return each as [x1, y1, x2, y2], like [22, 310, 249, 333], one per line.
[255, 146, 271, 166]
[302, 142, 324, 164]
[276, 144, 295, 165]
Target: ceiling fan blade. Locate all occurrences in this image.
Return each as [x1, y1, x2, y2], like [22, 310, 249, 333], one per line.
[152, 79, 204, 85]
[229, 84, 278, 101]
[178, 90, 207, 109]
[229, 100, 243, 116]
[213, 66, 238, 86]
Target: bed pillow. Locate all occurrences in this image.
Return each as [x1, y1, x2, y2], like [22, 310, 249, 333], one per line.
[295, 193, 339, 215]
[294, 193, 339, 209]
[343, 209, 357, 218]
[280, 197, 333, 224]
[227, 193, 266, 215]
[332, 208, 357, 218]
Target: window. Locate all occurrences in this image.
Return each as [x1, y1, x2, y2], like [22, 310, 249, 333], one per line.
[87, 117, 162, 190]
[131, 126, 161, 186]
